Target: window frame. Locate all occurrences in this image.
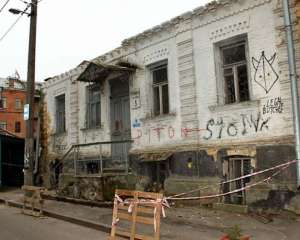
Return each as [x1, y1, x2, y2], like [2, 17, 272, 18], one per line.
[0, 97, 7, 109]
[55, 94, 66, 134]
[15, 98, 22, 110]
[15, 121, 21, 133]
[149, 60, 170, 116]
[86, 83, 101, 129]
[216, 35, 251, 105]
[0, 121, 7, 130]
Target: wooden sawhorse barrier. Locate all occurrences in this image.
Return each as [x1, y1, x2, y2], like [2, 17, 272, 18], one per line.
[110, 189, 164, 240]
[22, 185, 45, 217]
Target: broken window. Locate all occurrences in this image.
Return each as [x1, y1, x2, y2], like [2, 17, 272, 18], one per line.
[15, 121, 21, 133]
[221, 41, 250, 104]
[86, 84, 101, 128]
[151, 61, 169, 116]
[55, 94, 66, 133]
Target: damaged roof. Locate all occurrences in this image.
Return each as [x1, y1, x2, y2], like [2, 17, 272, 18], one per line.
[77, 61, 136, 82]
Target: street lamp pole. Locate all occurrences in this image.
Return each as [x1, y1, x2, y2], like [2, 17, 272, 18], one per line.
[24, 0, 38, 186]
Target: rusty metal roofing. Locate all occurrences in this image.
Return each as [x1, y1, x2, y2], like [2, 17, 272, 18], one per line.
[140, 152, 173, 162]
[77, 61, 135, 82]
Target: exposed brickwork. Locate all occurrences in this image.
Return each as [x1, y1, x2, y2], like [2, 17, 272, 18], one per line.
[0, 88, 26, 138]
[0, 78, 41, 139]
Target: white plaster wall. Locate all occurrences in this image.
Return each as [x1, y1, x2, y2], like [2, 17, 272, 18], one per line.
[44, 0, 292, 156]
[77, 80, 111, 145]
[193, 0, 290, 144]
[44, 75, 71, 154]
[129, 37, 184, 151]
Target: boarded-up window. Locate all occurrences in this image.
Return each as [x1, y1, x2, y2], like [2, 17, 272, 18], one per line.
[151, 61, 169, 116]
[55, 94, 66, 133]
[86, 84, 101, 128]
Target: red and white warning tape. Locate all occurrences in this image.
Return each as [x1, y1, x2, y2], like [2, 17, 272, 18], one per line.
[112, 159, 299, 230]
[167, 164, 292, 201]
[113, 194, 170, 232]
[166, 159, 298, 199]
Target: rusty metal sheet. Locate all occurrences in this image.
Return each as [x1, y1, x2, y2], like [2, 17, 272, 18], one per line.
[77, 61, 135, 83]
[140, 152, 173, 162]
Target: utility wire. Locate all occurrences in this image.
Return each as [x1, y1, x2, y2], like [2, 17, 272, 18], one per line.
[19, 0, 43, 6]
[0, 0, 11, 14]
[0, 4, 29, 42]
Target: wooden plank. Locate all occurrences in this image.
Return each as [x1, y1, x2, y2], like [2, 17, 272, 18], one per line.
[118, 205, 154, 214]
[137, 206, 154, 214]
[116, 230, 155, 240]
[110, 189, 162, 240]
[130, 192, 138, 240]
[118, 212, 153, 225]
[154, 203, 161, 240]
[137, 191, 162, 199]
[110, 198, 119, 238]
[116, 189, 135, 197]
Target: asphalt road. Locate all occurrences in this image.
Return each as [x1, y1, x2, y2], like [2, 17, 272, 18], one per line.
[0, 204, 108, 240]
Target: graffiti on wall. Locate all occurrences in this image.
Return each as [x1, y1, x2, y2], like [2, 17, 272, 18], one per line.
[203, 113, 270, 140]
[132, 119, 141, 128]
[132, 113, 270, 144]
[262, 97, 283, 114]
[252, 51, 279, 94]
[132, 123, 206, 145]
[53, 135, 67, 153]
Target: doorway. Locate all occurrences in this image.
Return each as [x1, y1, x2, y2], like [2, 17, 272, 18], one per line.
[227, 156, 251, 204]
[0, 135, 24, 187]
[110, 78, 131, 170]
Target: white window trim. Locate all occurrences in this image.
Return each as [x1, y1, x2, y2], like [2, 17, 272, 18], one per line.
[55, 94, 66, 134]
[149, 60, 169, 117]
[214, 34, 252, 105]
[85, 84, 101, 129]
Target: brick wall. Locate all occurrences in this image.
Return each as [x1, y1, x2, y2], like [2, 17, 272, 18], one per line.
[0, 89, 26, 138]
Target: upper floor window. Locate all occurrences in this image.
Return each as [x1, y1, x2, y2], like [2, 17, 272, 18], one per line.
[0, 121, 7, 130]
[0, 97, 7, 109]
[220, 39, 250, 104]
[15, 121, 21, 133]
[55, 94, 66, 134]
[86, 84, 101, 128]
[15, 98, 22, 110]
[151, 61, 169, 116]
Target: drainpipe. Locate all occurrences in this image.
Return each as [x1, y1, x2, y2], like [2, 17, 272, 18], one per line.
[282, 0, 300, 188]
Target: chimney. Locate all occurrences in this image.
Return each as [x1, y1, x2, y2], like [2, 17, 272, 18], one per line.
[8, 78, 14, 88]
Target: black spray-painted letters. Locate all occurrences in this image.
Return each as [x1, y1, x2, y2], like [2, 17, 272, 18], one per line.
[263, 97, 283, 114]
[204, 113, 270, 140]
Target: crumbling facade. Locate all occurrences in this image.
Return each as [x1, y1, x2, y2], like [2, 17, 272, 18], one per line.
[43, 0, 300, 205]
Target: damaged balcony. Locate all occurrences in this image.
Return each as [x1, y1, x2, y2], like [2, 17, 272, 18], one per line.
[60, 140, 132, 178]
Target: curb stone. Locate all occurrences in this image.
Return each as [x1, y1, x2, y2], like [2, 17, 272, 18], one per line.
[0, 198, 111, 233]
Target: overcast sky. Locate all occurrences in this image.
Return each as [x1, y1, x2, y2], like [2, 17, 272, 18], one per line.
[0, 0, 210, 81]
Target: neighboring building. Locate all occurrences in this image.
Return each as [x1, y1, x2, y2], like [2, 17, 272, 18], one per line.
[0, 77, 42, 138]
[0, 129, 24, 187]
[43, 0, 300, 206]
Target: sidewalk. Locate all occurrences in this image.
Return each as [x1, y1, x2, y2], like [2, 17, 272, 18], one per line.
[0, 189, 299, 240]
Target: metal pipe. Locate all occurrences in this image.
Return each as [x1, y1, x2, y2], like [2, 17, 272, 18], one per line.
[282, 0, 300, 188]
[99, 144, 103, 175]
